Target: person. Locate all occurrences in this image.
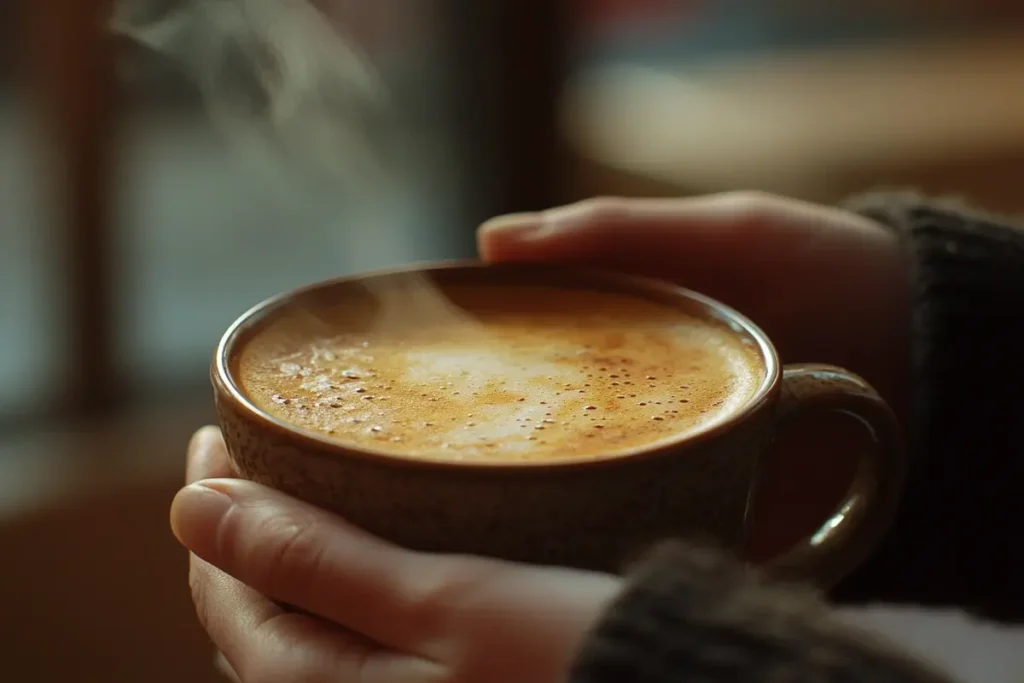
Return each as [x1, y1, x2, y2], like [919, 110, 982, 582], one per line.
[171, 190, 1023, 683]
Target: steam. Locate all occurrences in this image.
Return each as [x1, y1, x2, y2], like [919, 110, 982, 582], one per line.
[110, 0, 394, 192]
[111, 0, 478, 332]
[362, 272, 484, 335]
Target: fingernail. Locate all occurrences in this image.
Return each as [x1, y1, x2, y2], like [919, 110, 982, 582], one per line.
[479, 212, 543, 238]
[170, 482, 233, 549]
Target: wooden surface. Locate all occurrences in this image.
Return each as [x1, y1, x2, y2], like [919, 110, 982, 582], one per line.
[566, 31, 1024, 209]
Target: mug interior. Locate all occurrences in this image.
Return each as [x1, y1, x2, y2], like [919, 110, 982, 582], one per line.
[214, 261, 780, 467]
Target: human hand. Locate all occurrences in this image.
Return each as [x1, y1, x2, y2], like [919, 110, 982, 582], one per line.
[478, 192, 911, 420]
[478, 192, 912, 559]
[173, 426, 621, 683]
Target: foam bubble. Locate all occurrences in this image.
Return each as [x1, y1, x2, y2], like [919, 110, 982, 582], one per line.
[236, 285, 767, 461]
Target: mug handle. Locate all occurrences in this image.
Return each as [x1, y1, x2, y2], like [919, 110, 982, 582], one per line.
[762, 363, 907, 589]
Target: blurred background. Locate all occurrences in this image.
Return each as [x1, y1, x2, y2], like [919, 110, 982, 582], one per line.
[4, 1, 1024, 680]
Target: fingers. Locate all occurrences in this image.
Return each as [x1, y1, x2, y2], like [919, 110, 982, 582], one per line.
[171, 476, 498, 659]
[214, 650, 241, 682]
[190, 554, 441, 683]
[187, 426, 234, 484]
[476, 192, 887, 308]
[183, 427, 444, 681]
[190, 557, 284, 679]
[476, 194, 908, 396]
[478, 192, 870, 257]
[478, 194, 769, 281]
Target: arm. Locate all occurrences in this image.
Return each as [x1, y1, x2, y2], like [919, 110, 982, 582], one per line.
[835, 192, 1024, 621]
[569, 542, 955, 683]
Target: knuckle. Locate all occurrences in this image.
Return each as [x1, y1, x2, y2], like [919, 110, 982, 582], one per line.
[248, 511, 328, 593]
[405, 558, 505, 633]
[711, 190, 780, 223]
[573, 195, 628, 222]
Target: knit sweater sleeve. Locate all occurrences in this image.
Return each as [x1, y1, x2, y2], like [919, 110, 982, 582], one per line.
[833, 192, 1024, 620]
[566, 192, 1024, 683]
[567, 542, 954, 683]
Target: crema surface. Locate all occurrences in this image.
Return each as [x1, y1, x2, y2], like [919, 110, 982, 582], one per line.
[235, 284, 766, 461]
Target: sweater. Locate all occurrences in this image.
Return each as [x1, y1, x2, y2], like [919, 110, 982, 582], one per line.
[568, 192, 1024, 683]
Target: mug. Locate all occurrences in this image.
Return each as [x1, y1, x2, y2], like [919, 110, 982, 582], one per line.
[212, 262, 905, 588]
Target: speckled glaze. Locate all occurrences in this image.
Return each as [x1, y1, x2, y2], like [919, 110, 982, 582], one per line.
[212, 262, 905, 587]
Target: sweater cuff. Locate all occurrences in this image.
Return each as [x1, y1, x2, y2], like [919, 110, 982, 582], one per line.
[838, 189, 1024, 447]
[568, 541, 949, 683]
[836, 191, 1024, 615]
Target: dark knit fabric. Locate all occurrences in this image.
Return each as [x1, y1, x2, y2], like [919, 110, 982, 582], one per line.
[835, 192, 1024, 619]
[568, 542, 953, 683]
[568, 192, 1024, 683]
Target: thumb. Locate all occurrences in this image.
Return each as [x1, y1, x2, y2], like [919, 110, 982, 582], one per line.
[170, 477, 496, 658]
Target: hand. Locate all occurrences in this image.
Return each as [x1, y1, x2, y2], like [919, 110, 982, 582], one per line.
[478, 192, 911, 419]
[173, 426, 621, 683]
[478, 192, 912, 559]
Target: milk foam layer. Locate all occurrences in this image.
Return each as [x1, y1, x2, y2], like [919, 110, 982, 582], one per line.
[235, 284, 766, 461]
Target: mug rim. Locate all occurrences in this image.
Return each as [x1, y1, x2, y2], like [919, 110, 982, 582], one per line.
[213, 259, 781, 472]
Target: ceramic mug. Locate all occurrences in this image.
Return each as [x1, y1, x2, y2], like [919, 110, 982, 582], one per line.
[212, 262, 905, 588]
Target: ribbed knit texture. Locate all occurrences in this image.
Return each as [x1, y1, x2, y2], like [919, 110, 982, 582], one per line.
[835, 192, 1024, 619]
[568, 542, 952, 683]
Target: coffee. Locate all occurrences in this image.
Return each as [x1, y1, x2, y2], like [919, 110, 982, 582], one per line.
[234, 283, 766, 461]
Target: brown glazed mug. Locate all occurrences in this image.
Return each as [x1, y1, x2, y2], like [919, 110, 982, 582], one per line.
[212, 262, 905, 588]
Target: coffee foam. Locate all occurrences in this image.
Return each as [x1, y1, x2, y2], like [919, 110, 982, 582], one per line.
[235, 283, 767, 462]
